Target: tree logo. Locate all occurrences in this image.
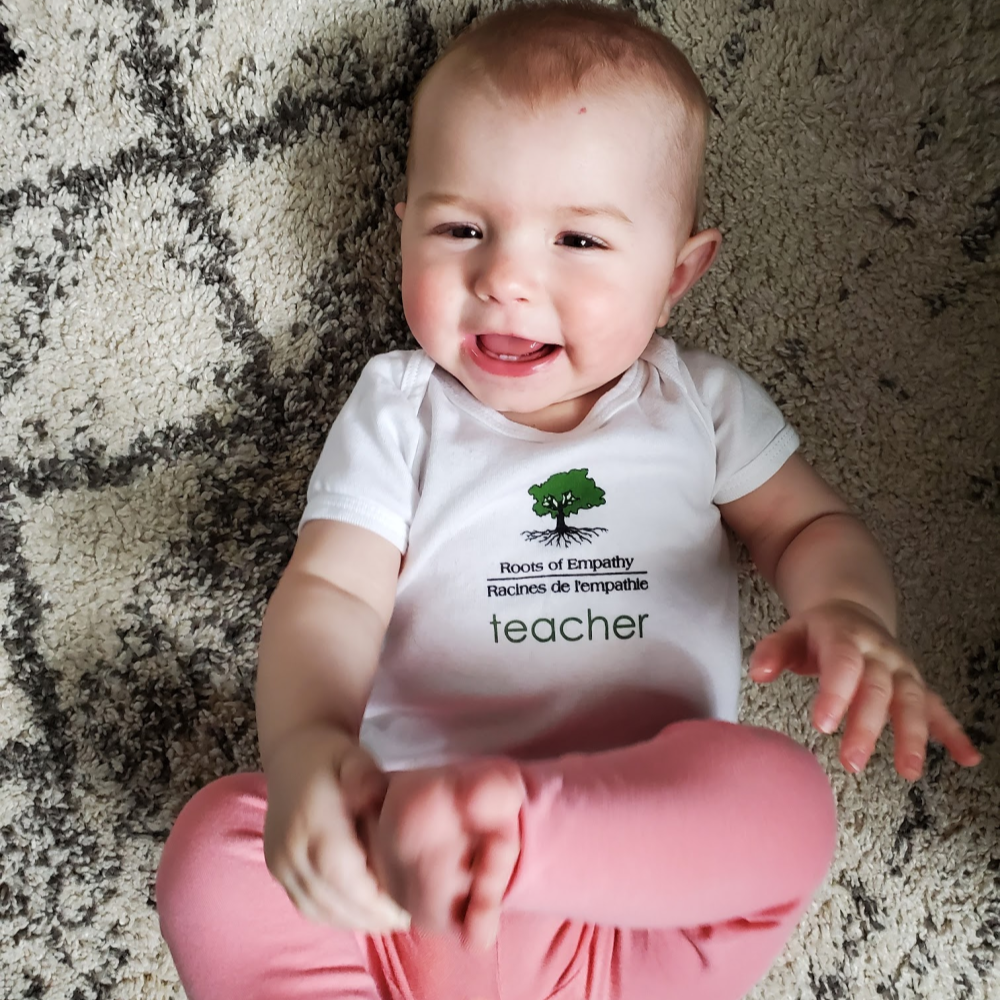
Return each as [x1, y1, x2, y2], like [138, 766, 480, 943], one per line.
[521, 468, 609, 547]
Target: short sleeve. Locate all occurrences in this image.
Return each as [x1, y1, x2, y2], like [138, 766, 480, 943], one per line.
[679, 348, 800, 504]
[298, 351, 431, 552]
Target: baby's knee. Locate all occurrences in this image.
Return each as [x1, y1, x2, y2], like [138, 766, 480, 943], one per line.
[672, 720, 838, 886]
[156, 772, 267, 926]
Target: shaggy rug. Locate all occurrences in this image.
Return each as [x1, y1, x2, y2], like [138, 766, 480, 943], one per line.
[1, 0, 997, 997]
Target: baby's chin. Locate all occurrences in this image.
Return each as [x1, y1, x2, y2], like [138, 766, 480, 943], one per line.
[443, 362, 558, 413]
[436, 353, 611, 430]
[454, 378, 566, 424]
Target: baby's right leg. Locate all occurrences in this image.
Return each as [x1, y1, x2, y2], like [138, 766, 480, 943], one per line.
[157, 774, 383, 1000]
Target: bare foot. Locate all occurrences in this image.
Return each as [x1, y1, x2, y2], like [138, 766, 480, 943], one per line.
[365, 758, 526, 949]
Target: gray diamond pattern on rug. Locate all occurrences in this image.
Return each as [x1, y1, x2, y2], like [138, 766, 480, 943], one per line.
[1, 0, 997, 998]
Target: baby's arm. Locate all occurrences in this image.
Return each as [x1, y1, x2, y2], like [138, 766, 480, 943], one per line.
[720, 453, 981, 779]
[257, 519, 399, 762]
[256, 520, 411, 931]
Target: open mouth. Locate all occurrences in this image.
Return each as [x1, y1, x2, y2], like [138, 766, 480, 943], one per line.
[465, 333, 562, 378]
[475, 334, 558, 363]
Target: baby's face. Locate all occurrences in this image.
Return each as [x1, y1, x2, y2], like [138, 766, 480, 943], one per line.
[397, 70, 701, 430]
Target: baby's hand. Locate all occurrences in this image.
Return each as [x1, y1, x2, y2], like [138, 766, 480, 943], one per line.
[749, 600, 982, 781]
[262, 726, 412, 933]
[366, 758, 526, 950]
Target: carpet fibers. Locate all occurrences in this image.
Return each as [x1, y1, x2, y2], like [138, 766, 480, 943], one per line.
[1, 0, 998, 997]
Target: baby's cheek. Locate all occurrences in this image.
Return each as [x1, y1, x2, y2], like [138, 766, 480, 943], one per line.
[401, 265, 455, 340]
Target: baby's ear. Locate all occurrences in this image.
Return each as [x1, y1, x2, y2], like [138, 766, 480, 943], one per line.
[394, 202, 406, 221]
[669, 229, 721, 299]
[655, 228, 722, 327]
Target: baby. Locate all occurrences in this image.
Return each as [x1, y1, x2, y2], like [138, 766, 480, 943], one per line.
[157, 3, 981, 999]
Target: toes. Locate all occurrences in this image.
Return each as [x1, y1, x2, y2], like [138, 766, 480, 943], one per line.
[390, 773, 462, 859]
[376, 760, 526, 942]
[462, 833, 520, 949]
[463, 763, 526, 829]
[472, 831, 521, 900]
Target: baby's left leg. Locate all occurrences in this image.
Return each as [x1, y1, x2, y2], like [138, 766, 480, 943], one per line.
[374, 720, 835, 931]
[509, 719, 837, 930]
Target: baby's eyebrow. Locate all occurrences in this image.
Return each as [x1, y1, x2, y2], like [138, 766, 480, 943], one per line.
[416, 192, 471, 211]
[562, 204, 633, 226]
[415, 192, 632, 226]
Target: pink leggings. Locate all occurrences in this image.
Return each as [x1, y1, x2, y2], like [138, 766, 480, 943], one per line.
[157, 720, 836, 999]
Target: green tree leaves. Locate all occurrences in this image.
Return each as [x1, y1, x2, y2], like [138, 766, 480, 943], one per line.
[522, 469, 608, 547]
[528, 468, 606, 521]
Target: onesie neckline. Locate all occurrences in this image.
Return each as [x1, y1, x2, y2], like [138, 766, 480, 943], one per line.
[432, 354, 650, 441]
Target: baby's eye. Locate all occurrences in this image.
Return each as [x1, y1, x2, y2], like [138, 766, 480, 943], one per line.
[435, 224, 482, 240]
[558, 233, 607, 250]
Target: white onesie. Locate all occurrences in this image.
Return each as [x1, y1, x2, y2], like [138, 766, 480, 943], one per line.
[300, 335, 799, 770]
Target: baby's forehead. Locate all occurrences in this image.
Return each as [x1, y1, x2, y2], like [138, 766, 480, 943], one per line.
[413, 60, 697, 148]
[410, 74, 700, 194]
[406, 64, 702, 233]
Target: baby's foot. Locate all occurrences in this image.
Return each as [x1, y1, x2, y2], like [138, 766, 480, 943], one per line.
[366, 758, 526, 949]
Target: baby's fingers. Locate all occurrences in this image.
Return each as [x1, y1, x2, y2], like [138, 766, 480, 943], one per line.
[272, 854, 362, 928]
[813, 629, 867, 734]
[281, 864, 363, 929]
[926, 692, 983, 769]
[309, 832, 412, 931]
[838, 659, 894, 773]
[886, 672, 930, 780]
[749, 625, 808, 682]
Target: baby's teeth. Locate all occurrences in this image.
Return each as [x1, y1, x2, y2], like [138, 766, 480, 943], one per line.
[499, 354, 518, 361]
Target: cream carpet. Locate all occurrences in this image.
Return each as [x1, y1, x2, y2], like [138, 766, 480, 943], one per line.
[1, 0, 998, 997]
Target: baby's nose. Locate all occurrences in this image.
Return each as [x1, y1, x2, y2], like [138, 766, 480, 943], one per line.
[472, 246, 535, 304]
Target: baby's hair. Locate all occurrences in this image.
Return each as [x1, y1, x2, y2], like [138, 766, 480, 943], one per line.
[408, 0, 711, 234]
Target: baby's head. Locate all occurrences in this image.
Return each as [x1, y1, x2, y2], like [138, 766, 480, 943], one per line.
[396, 1, 722, 432]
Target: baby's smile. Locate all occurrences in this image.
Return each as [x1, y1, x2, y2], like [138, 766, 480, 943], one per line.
[468, 333, 562, 377]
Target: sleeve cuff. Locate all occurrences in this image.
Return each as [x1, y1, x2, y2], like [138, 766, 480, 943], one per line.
[713, 425, 800, 504]
[298, 494, 408, 553]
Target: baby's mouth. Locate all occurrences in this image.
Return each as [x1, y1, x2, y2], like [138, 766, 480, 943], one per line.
[476, 334, 557, 362]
